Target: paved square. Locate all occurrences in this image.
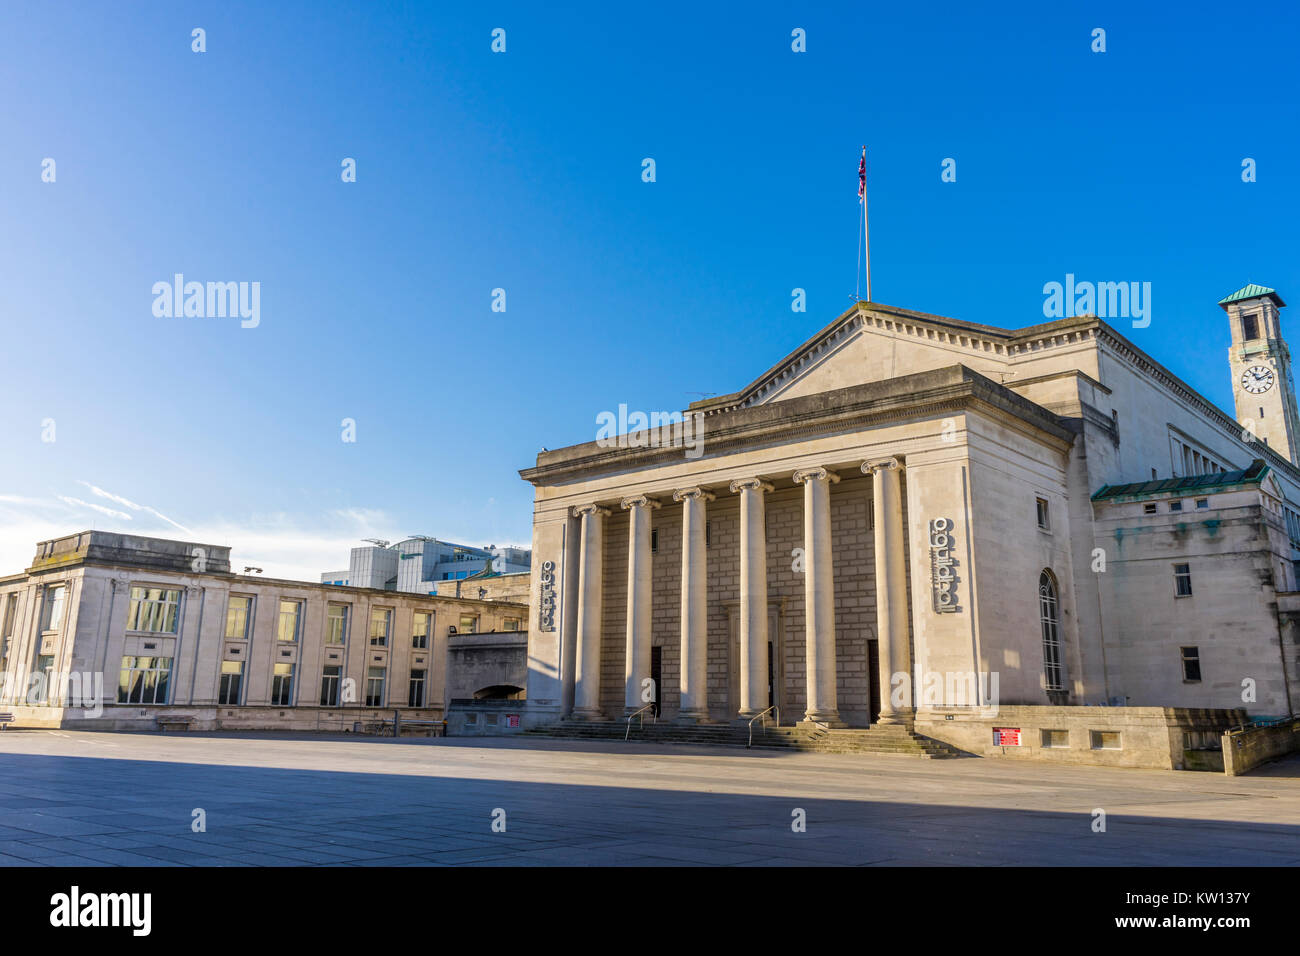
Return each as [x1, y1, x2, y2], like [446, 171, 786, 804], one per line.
[0, 730, 1294, 866]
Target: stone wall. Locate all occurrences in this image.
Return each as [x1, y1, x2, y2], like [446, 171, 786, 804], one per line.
[1222, 717, 1300, 775]
[914, 705, 1246, 770]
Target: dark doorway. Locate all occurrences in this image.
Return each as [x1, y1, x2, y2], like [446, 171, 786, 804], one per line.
[650, 645, 662, 718]
[868, 639, 881, 724]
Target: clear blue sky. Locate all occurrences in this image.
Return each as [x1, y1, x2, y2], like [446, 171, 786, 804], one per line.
[1, 0, 1297, 577]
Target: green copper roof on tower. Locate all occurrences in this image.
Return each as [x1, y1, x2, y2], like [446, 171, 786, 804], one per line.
[1218, 284, 1285, 308]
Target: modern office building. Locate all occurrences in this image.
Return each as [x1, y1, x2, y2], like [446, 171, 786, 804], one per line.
[321, 539, 530, 594]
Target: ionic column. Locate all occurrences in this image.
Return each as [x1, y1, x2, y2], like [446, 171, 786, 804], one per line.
[672, 487, 714, 721]
[865, 457, 912, 725]
[571, 504, 610, 720]
[621, 495, 660, 715]
[793, 467, 842, 726]
[730, 478, 773, 720]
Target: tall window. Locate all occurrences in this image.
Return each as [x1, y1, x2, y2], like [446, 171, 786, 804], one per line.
[1181, 646, 1202, 682]
[1243, 313, 1260, 340]
[1174, 563, 1193, 597]
[29, 654, 55, 704]
[225, 596, 251, 640]
[126, 587, 180, 634]
[412, 611, 431, 649]
[117, 656, 172, 704]
[270, 662, 294, 706]
[1, 593, 17, 668]
[365, 666, 386, 707]
[369, 608, 391, 646]
[1039, 571, 1065, 692]
[408, 669, 426, 707]
[1035, 498, 1050, 531]
[218, 660, 243, 704]
[42, 585, 68, 631]
[326, 605, 348, 645]
[277, 600, 302, 642]
[320, 665, 342, 706]
[459, 614, 478, 634]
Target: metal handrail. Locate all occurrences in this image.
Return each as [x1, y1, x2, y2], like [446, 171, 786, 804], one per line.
[747, 705, 779, 748]
[625, 702, 657, 741]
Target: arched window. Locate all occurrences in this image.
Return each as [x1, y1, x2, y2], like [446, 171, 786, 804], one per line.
[1039, 570, 1065, 692]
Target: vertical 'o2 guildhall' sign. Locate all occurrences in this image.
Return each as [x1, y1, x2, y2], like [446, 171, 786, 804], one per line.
[538, 560, 557, 631]
[929, 518, 959, 613]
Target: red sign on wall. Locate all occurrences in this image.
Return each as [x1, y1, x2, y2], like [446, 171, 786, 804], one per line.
[993, 727, 1021, 746]
[506, 714, 520, 728]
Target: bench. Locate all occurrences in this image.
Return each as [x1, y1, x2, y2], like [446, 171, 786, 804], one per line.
[0, 713, 13, 730]
[157, 716, 194, 732]
[396, 719, 445, 738]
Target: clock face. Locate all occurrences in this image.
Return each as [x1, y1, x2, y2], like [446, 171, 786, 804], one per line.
[1241, 365, 1275, 394]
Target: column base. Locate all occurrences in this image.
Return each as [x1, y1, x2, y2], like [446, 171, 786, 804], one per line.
[875, 710, 915, 729]
[799, 715, 847, 730]
[568, 708, 606, 722]
[675, 711, 711, 724]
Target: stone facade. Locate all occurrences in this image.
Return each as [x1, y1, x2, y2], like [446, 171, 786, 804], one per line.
[517, 291, 1300, 763]
[0, 531, 527, 731]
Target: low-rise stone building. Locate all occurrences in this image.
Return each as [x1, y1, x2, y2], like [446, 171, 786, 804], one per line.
[0, 531, 527, 731]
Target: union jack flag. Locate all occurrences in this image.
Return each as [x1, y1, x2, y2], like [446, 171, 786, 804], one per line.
[858, 149, 866, 203]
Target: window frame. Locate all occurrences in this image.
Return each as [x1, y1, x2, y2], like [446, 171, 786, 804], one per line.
[1038, 570, 1065, 692]
[125, 585, 182, 635]
[1180, 646, 1202, 682]
[369, 607, 392, 647]
[325, 604, 349, 645]
[1173, 563, 1193, 598]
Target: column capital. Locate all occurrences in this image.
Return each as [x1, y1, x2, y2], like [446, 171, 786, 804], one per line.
[571, 503, 611, 519]
[862, 456, 904, 475]
[729, 477, 774, 494]
[792, 467, 840, 485]
[619, 494, 661, 510]
[672, 487, 715, 503]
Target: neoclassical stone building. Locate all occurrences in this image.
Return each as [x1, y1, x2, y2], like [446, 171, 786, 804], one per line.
[519, 286, 1300, 749]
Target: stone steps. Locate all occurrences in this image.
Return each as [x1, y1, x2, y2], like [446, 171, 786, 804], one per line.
[523, 719, 961, 758]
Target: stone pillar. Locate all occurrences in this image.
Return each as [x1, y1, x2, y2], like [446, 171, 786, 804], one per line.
[672, 487, 714, 721]
[731, 478, 773, 720]
[571, 504, 610, 720]
[793, 467, 843, 726]
[621, 495, 660, 715]
[865, 457, 912, 725]
[560, 512, 581, 717]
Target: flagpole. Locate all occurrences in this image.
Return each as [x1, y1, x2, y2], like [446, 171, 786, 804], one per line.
[861, 145, 871, 302]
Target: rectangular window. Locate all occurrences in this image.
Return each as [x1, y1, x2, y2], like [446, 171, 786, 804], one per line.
[1035, 497, 1050, 530]
[650, 528, 658, 554]
[325, 605, 348, 645]
[270, 662, 294, 706]
[459, 614, 478, 634]
[1195, 498, 1209, 510]
[412, 611, 431, 649]
[117, 656, 172, 705]
[1243, 313, 1260, 340]
[276, 600, 302, 642]
[1143, 503, 1157, 514]
[29, 654, 55, 704]
[1, 593, 17, 667]
[1169, 500, 1183, 512]
[1041, 729, 1069, 749]
[1173, 563, 1193, 597]
[369, 608, 391, 646]
[218, 660, 243, 705]
[1090, 731, 1122, 751]
[1181, 646, 1202, 682]
[503, 618, 520, 631]
[320, 664, 342, 706]
[408, 668, 426, 707]
[42, 584, 68, 631]
[225, 596, 251, 640]
[126, 586, 181, 634]
[365, 666, 386, 707]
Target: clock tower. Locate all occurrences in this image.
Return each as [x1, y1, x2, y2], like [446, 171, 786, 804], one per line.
[1222, 284, 1300, 466]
